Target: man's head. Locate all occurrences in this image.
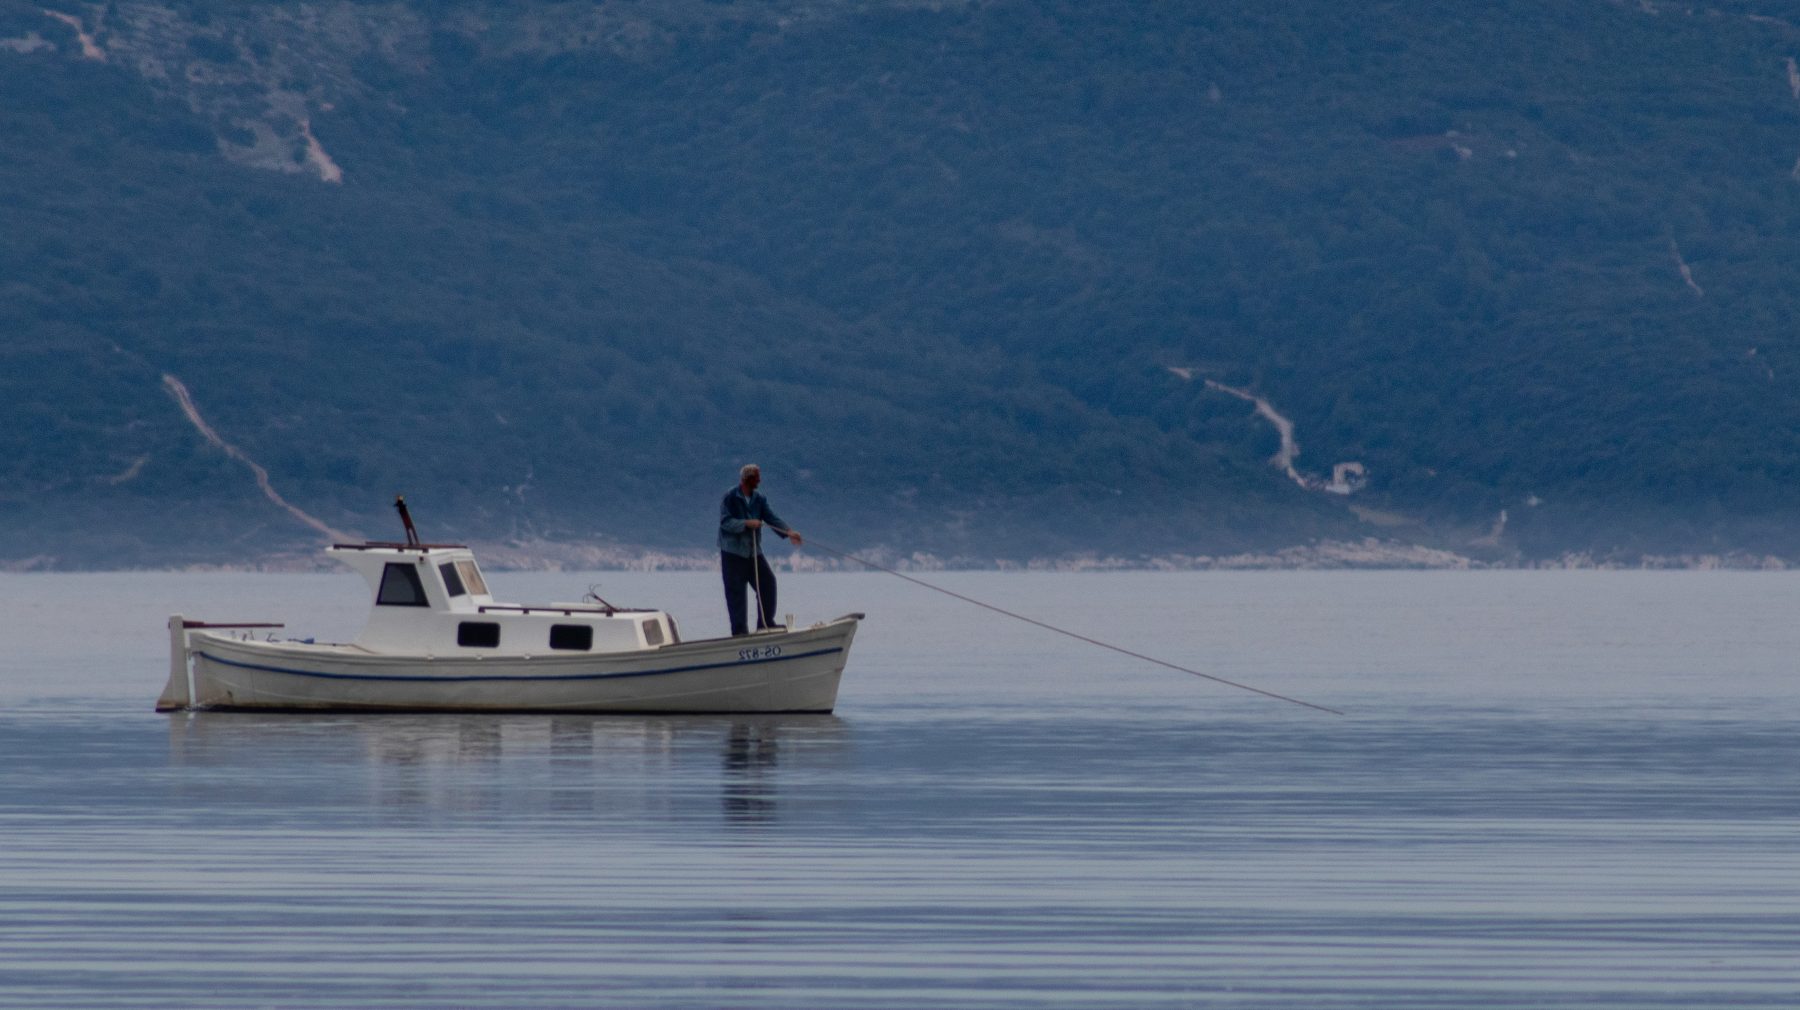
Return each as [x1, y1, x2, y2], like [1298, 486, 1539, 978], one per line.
[739, 464, 761, 492]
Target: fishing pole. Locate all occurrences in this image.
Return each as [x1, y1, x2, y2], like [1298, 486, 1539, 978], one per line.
[799, 539, 1345, 716]
[750, 520, 766, 630]
[749, 517, 794, 632]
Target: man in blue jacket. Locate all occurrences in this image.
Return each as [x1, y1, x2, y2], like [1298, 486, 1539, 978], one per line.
[719, 464, 803, 635]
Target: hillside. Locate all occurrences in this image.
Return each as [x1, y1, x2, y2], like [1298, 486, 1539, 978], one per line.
[6, 0, 1800, 568]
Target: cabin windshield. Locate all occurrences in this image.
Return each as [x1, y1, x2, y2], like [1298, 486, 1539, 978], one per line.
[454, 559, 488, 596]
[376, 563, 429, 606]
[439, 562, 466, 598]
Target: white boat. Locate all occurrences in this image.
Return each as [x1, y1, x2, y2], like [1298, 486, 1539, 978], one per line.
[157, 539, 861, 714]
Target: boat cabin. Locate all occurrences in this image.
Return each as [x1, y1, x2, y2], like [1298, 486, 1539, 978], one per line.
[329, 543, 678, 656]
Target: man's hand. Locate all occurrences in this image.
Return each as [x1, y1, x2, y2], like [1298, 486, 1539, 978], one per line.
[786, 530, 804, 546]
[745, 519, 763, 529]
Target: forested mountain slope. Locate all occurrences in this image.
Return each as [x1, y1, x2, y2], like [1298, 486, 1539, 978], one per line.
[6, 0, 1800, 568]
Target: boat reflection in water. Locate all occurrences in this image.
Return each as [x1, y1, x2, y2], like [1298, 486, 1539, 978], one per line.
[164, 711, 846, 827]
[722, 720, 781, 825]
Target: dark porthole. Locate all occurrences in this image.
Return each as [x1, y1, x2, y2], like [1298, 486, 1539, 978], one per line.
[457, 622, 501, 648]
[549, 624, 593, 651]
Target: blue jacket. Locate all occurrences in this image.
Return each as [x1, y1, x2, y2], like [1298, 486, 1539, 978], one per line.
[719, 486, 791, 558]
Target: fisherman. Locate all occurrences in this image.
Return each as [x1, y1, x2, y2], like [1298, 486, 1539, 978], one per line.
[719, 464, 802, 636]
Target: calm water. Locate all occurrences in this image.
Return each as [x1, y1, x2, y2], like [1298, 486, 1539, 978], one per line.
[2, 569, 1797, 1008]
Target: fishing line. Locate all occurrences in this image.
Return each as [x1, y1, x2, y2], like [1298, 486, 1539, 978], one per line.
[800, 539, 1344, 716]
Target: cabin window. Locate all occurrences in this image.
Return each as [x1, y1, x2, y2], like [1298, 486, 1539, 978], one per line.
[439, 562, 467, 598]
[549, 624, 593, 651]
[642, 619, 665, 646]
[455, 560, 488, 596]
[377, 563, 430, 607]
[457, 622, 501, 648]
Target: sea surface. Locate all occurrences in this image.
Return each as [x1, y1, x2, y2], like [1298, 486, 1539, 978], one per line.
[1, 569, 1797, 1008]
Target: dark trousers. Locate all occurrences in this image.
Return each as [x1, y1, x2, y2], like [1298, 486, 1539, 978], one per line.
[721, 551, 778, 635]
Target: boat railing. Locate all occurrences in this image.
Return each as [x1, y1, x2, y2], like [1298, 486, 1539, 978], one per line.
[331, 541, 469, 551]
[478, 604, 657, 617]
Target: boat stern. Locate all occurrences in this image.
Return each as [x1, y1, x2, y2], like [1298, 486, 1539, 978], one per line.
[155, 614, 193, 712]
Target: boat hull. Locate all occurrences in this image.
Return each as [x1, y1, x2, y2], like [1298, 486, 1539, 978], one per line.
[164, 617, 859, 714]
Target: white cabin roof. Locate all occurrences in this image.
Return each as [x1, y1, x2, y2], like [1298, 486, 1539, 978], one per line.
[329, 542, 492, 613]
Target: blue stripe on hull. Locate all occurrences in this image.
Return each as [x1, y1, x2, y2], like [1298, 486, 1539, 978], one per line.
[194, 646, 845, 684]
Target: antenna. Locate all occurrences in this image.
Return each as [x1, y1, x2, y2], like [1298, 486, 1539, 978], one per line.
[394, 495, 422, 549]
